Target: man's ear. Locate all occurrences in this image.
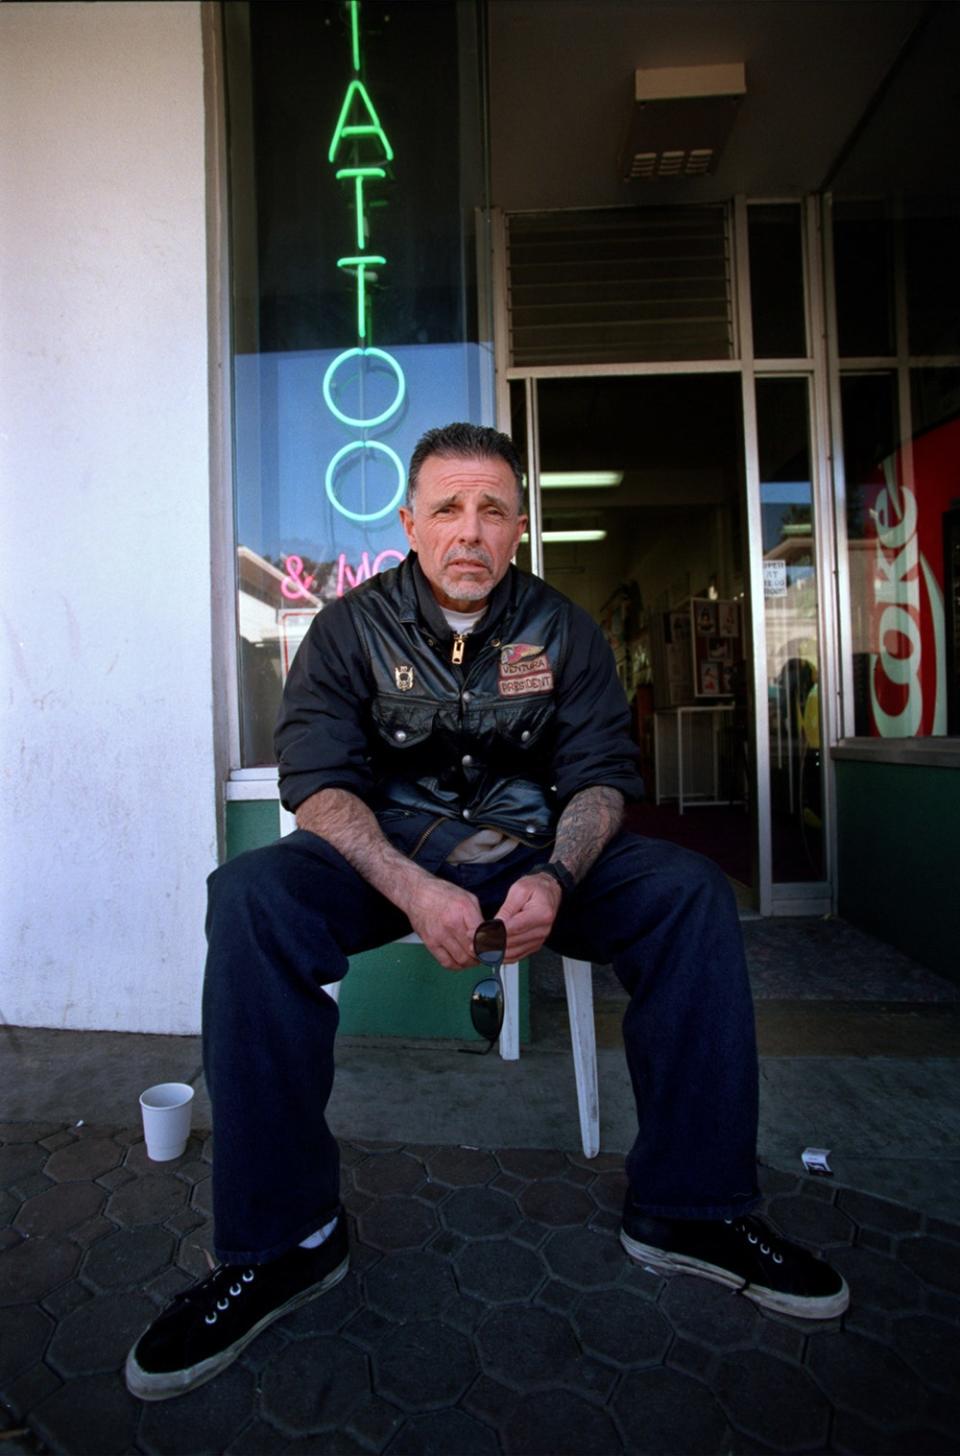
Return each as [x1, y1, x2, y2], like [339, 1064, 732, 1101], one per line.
[398, 505, 417, 550]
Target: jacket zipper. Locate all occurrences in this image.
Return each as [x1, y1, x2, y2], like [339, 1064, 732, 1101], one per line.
[451, 633, 466, 665]
[409, 816, 444, 860]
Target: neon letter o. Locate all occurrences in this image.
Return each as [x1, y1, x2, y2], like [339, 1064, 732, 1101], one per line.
[325, 440, 406, 522]
[322, 346, 406, 428]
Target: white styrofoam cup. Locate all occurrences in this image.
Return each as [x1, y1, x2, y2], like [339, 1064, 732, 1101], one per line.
[139, 1082, 195, 1161]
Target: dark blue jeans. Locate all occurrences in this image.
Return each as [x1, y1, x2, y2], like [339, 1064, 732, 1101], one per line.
[202, 829, 760, 1263]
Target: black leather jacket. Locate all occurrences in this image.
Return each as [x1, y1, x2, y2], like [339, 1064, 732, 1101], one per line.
[276, 555, 642, 868]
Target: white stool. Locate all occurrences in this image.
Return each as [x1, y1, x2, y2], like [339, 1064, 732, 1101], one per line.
[279, 806, 600, 1157]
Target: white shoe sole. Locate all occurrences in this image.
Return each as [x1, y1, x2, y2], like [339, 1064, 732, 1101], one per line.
[125, 1254, 350, 1402]
[620, 1229, 850, 1320]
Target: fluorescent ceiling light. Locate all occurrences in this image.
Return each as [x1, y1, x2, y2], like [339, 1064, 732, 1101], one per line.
[539, 471, 623, 489]
[521, 530, 607, 543]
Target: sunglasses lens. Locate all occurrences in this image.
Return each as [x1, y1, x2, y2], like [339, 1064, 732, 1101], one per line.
[470, 977, 503, 1040]
[474, 918, 507, 961]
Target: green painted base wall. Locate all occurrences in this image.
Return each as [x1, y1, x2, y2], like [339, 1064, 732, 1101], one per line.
[836, 760, 960, 985]
[225, 800, 530, 1042]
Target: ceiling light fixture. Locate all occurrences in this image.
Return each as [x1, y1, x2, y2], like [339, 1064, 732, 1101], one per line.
[620, 63, 746, 181]
[521, 529, 608, 544]
[539, 471, 624, 489]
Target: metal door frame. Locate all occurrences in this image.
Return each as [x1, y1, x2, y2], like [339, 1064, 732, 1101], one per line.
[492, 196, 838, 916]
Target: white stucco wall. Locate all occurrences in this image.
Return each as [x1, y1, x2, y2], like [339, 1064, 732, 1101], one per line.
[0, 2, 216, 1032]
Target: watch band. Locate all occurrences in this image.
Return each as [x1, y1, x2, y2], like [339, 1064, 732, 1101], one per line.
[535, 860, 577, 897]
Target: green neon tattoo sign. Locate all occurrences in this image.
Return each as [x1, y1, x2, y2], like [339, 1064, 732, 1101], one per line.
[325, 439, 406, 522]
[336, 255, 386, 339]
[328, 80, 394, 164]
[349, 0, 361, 71]
[323, 347, 406, 428]
[335, 166, 386, 248]
[319, 2, 410, 527]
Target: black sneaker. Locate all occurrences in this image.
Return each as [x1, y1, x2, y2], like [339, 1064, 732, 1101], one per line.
[125, 1213, 349, 1401]
[620, 1199, 849, 1320]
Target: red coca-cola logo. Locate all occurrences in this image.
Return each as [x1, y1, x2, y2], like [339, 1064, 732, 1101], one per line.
[868, 458, 947, 738]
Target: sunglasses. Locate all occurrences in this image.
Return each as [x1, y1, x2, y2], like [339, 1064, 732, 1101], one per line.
[462, 918, 507, 1055]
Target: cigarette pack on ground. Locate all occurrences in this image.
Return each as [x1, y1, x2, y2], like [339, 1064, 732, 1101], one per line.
[801, 1146, 833, 1176]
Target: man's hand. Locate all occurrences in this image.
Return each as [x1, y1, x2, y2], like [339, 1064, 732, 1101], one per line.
[405, 878, 484, 971]
[494, 873, 562, 962]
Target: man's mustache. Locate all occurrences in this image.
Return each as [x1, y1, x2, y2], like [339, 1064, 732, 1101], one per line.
[441, 547, 493, 571]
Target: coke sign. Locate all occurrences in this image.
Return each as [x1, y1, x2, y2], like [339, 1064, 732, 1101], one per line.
[865, 418, 955, 736]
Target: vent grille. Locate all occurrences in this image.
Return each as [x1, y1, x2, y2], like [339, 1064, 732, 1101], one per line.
[506, 206, 732, 366]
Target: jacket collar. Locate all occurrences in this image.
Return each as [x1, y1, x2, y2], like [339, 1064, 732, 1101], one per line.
[402, 552, 517, 645]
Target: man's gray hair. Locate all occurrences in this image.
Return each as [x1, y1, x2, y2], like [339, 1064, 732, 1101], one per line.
[406, 423, 525, 513]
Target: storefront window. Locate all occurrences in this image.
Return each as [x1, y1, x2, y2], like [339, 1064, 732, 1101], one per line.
[748, 204, 806, 360]
[835, 209, 959, 741]
[223, 1, 491, 764]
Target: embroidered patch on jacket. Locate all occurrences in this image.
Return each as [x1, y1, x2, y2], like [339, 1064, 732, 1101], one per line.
[499, 649, 553, 696]
[501, 642, 544, 666]
[394, 664, 415, 691]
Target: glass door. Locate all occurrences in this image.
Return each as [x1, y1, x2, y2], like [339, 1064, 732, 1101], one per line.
[512, 372, 758, 908]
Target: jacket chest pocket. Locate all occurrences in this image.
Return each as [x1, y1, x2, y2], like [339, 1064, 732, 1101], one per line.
[464, 698, 555, 755]
[371, 696, 438, 750]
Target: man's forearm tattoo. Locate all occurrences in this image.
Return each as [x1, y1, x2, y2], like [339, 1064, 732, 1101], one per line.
[551, 786, 624, 884]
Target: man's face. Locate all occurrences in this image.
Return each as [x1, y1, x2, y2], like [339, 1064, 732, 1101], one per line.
[399, 454, 527, 612]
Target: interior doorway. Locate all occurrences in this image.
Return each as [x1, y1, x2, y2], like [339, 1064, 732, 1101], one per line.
[511, 372, 757, 907]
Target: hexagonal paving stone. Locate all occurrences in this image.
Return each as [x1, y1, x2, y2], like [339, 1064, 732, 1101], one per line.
[13, 1179, 106, 1238]
[261, 1335, 370, 1434]
[766, 1194, 855, 1248]
[31, 1370, 141, 1456]
[190, 1174, 213, 1217]
[657, 1274, 764, 1348]
[442, 1187, 521, 1239]
[892, 1313, 960, 1391]
[805, 1330, 923, 1428]
[0, 1303, 53, 1382]
[837, 1188, 924, 1235]
[358, 1196, 438, 1252]
[43, 1137, 122, 1183]
[501, 1386, 621, 1455]
[0, 1235, 79, 1305]
[0, 1142, 49, 1188]
[138, 1360, 257, 1454]
[832, 1411, 959, 1456]
[81, 1225, 175, 1290]
[363, 1248, 456, 1322]
[713, 1348, 832, 1451]
[386, 1408, 499, 1454]
[573, 1286, 671, 1366]
[373, 1319, 477, 1409]
[455, 1238, 546, 1304]
[420, 1146, 498, 1186]
[46, 1290, 155, 1377]
[829, 1245, 927, 1313]
[476, 1305, 580, 1388]
[613, 1365, 728, 1455]
[542, 1225, 626, 1290]
[898, 1235, 960, 1295]
[105, 1172, 188, 1228]
[353, 1152, 426, 1197]
[517, 1180, 595, 1227]
[588, 1170, 628, 1214]
[496, 1149, 568, 1180]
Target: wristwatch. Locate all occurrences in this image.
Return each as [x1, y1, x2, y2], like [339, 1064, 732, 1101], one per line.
[534, 860, 577, 898]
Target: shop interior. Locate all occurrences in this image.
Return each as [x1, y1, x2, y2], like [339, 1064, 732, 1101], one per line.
[511, 372, 762, 904]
